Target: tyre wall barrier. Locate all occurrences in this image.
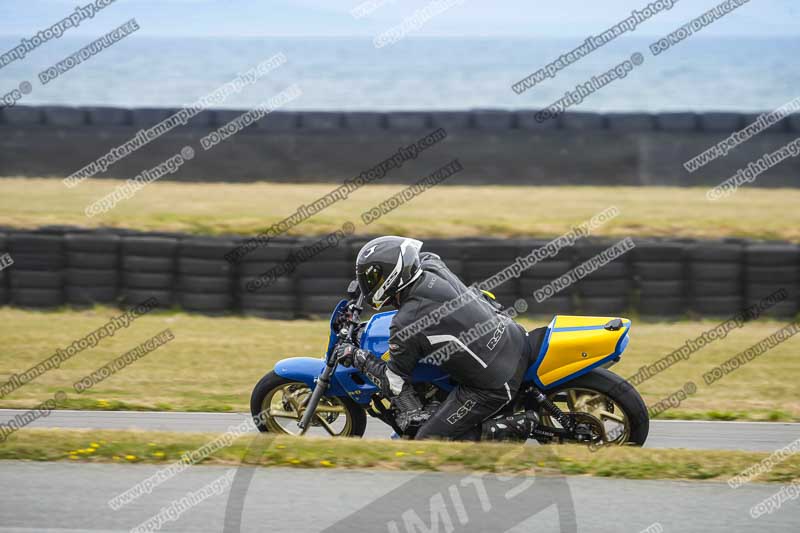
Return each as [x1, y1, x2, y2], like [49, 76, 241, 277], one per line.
[1, 106, 799, 187]
[0, 227, 798, 320]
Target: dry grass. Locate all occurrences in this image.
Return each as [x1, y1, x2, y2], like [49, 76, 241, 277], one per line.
[1, 178, 798, 241]
[0, 307, 797, 419]
[3, 429, 799, 483]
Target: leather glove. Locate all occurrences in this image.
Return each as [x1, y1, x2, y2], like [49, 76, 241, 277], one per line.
[333, 342, 369, 369]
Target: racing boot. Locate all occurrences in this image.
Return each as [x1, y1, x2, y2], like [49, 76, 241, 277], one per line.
[481, 411, 539, 441]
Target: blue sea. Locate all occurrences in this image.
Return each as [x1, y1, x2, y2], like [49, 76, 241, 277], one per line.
[0, 35, 798, 112]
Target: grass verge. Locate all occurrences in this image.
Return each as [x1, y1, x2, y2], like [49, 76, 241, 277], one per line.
[2, 429, 799, 484]
[0, 307, 798, 419]
[2, 178, 800, 241]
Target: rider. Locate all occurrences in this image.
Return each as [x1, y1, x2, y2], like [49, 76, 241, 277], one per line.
[334, 235, 538, 441]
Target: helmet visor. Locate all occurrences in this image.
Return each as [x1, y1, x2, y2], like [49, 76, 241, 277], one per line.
[358, 264, 384, 297]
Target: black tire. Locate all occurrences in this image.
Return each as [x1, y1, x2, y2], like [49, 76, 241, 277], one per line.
[64, 233, 120, 253]
[630, 241, 684, 262]
[177, 258, 234, 276]
[691, 296, 743, 316]
[580, 296, 629, 314]
[250, 371, 367, 437]
[419, 238, 466, 259]
[238, 261, 284, 277]
[235, 243, 294, 262]
[639, 280, 685, 297]
[179, 292, 233, 312]
[689, 280, 740, 297]
[239, 293, 295, 311]
[547, 368, 649, 446]
[745, 244, 799, 266]
[580, 261, 628, 280]
[237, 275, 293, 293]
[120, 288, 173, 307]
[179, 237, 236, 259]
[746, 301, 798, 318]
[10, 288, 64, 307]
[10, 253, 65, 270]
[8, 233, 64, 253]
[520, 278, 576, 295]
[686, 243, 742, 262]
[746, 284, 798, 300]
[634, 261, 684, 280]
[299, 294, 346, 315]
[578, 280, 631, 297]
[575, 241, 623, 260]
[122, 255, 174, 272]
[121, 236, 178, 256]
[521, 296, 573, 315]
[688, 262, 741, 281]
[746, 266, 798, 284]
[9, 270, 63, 289]
[638, 297, 686, 317]
[68, 252, 118, 269]
[66, 286, 119, 305]
[466, 261, 516, 279]
[297, 277, 352, 295]
[462, 241, 521, 261]
[294, 260, 351, 277]
[180, 275, 233, 293]
[66, 269, 119, 286]
[521, 261, 573, 279]
[123, 271, 175, 289]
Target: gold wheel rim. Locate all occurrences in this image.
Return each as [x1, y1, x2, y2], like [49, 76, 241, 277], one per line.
[259, 382, 353, 437]
[541, 387, 631, 445]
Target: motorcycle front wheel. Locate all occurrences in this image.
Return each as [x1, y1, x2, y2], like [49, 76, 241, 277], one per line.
[250, 371, 367, 437]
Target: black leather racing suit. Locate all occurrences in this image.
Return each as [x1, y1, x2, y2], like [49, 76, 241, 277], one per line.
[363, 252, 532, 440]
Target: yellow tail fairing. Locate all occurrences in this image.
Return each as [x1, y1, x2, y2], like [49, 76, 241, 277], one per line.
[532, 315, 631, 389]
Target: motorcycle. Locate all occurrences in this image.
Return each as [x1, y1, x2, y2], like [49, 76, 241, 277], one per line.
[251, 282, 649, 446]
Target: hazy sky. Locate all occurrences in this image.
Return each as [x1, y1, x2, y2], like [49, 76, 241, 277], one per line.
[1, 0, 798, 38]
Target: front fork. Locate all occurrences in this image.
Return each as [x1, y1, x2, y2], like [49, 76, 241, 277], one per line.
[297, 359, 337, 433]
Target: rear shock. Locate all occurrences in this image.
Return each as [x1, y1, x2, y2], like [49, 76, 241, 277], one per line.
[530, 387, 575, 431]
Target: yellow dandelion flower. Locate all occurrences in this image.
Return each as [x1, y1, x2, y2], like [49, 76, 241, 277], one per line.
[395, 452, 407, 457]
[68, 455, 78, 460]
[289, 459, 301, 464]
[319, 460, 333, 467]
[276, 445, 286, 449]
[537, 461, 545, 467]
[147, 443, 157, 447]
[90, 442, 100, 448]
[153, 451, 165, 458]
[125, 455, 137, 461]
[112, 456, 121, 461]
[85, 448, 96, 454]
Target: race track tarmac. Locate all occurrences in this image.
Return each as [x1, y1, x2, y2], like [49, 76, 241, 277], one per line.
[1, 409, 797, 451]
[0, 462, 796, 532]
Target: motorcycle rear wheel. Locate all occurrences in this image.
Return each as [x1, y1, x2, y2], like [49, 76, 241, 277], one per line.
[539, 368, 649, 446]
[250, 371, 367, 437]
